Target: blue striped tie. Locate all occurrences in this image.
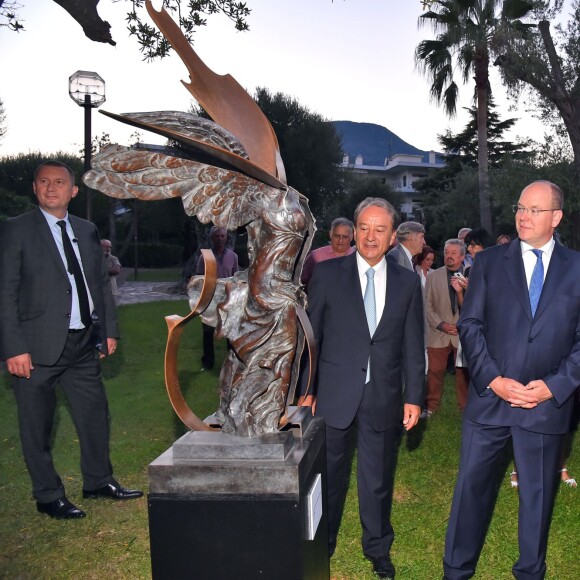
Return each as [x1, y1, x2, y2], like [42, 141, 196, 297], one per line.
[529, 249, 543, 317]
[364, 268, 376, 383]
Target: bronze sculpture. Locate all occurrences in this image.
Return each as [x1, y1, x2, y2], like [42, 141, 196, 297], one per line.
[84, 1, 315, 437]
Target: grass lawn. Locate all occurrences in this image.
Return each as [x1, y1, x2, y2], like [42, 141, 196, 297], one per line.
[123, 268, 182, 283]
[1, 301, 578, 579]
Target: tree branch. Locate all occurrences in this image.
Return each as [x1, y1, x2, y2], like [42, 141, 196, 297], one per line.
[53, 0, 115, 46]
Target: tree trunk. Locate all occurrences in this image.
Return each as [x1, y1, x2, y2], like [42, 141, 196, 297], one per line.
[475, 52, 492, 232]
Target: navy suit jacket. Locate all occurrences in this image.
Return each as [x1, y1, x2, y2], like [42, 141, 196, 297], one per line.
[0, 208, 119, 366]
[458, 239, 580, 435]
[307, 253, 425, 431]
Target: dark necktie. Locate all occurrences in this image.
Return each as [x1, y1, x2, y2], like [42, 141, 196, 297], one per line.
[57, 220, 91, 328]
[529, 249, 544, 317]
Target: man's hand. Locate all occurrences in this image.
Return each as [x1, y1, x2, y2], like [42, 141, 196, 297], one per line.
[403, 404, 421, 431]
[514, 380, 554, 408]
[100, 338, 118, 359]
[450, 277, 468, 292]
[440, 322, 458, 335]
[489, 376, 553, 409]
[6, 353, 33, 378]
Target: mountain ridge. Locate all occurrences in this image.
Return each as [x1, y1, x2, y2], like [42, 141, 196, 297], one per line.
[332, 120, 437, 166]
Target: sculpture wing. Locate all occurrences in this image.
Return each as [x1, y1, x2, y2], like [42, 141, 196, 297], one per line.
[85, 144, 269, 230]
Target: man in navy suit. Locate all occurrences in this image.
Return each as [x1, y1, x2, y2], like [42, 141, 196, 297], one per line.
[444, 181, 580, 579]
[308, 198, 425, 579]
[0, 161, 142, 520]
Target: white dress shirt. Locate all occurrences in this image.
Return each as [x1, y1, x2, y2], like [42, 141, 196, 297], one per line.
[40, 208, 94, 329]
[520, 238, 555, 288]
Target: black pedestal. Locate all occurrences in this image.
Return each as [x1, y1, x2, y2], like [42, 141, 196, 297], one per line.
[148, 416, 328, 579]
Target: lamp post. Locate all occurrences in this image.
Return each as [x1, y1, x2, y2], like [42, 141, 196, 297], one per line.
[68, 70, 106, 222]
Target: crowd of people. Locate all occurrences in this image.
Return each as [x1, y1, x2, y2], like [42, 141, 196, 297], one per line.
[1, 161, 578, 580]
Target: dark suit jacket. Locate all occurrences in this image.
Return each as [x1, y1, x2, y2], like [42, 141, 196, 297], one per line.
[386, 245, 413, 271]
[458, 239, 580, 435]
[307, 253, 425, 431]
[0, 208, 119, 366]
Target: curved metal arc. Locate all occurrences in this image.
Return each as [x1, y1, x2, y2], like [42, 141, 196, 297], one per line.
[164, 249, 219, 431]
[279, 307, 317, 428]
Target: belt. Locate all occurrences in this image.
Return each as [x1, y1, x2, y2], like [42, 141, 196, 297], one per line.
[68, 328, 86, 333]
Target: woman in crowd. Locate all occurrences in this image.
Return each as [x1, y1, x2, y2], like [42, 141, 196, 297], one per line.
[415, 245, 435, 288]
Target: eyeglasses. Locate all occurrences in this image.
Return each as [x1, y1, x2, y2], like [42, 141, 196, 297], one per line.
[512, 205, 560, 217]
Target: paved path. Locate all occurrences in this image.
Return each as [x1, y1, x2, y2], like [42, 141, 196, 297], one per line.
[117, 281, 190, 306]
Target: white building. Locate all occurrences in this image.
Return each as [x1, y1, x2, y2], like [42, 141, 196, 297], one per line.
[342, 151, 444, 221]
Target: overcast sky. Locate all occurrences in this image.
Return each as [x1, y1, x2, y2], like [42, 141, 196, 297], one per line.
[0, 0, 568, 159]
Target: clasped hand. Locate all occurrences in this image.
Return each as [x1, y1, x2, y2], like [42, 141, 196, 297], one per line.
[489, 376, 553, 408]
[441, 322, 458, 335]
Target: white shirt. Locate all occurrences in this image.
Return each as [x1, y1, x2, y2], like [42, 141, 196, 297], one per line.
[40, 208, 94, 329]
[356, 252, 386, 328]
[520, 238, 555, 288]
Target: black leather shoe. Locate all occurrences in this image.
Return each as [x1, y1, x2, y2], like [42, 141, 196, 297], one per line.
[83, 482, 143, 500]
[37, 497, 86, 520]
[366, 554, 396, 579]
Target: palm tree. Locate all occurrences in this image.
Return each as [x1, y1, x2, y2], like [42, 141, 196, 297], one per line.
[416, 0, 533, 232]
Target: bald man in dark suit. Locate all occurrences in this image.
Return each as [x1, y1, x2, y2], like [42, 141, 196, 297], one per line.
[444, 181, 580, 579]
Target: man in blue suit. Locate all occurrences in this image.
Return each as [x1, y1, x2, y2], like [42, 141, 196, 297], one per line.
[443, 181, 580, 579]
[308, 198, 425, 578]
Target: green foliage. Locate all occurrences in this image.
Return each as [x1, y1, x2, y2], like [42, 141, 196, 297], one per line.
[416, 0, 535, 232]
[0, 187, 34, 221]
[416, 102, 530, 244]
[337, 175, 402, 226]
[0, 151, 87, 216]
[0, 153, 192, 255]
[416, 0, 534, 116]
[126, 0, 251, 60]
[420, 166, 480, 247]
[439, 99, 533, 169]
[1, 1, 250, 59]
[495, 0, 580, 203]
[253, 87, 345, 226]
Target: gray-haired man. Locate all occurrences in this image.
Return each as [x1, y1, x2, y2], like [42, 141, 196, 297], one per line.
[386, 221, 426, 271]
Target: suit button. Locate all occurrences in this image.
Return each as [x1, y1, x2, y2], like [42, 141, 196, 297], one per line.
[528, 337, 534, 343]
[362, 368, 366, 373]
[66, 289, 71, 294]
[67, 313, 71, 318]
[370, 340, 375, 345]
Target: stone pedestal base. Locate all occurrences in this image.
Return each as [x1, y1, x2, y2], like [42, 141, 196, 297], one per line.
[148, 414, 328, 579]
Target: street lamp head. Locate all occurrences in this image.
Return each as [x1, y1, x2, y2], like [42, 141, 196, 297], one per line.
[69, 70, 106, 108]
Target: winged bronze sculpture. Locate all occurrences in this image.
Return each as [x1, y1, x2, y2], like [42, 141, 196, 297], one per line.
[84, 1, 316, 437]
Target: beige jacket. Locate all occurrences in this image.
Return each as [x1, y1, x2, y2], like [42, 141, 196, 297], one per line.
[425, 266, 460, 349]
